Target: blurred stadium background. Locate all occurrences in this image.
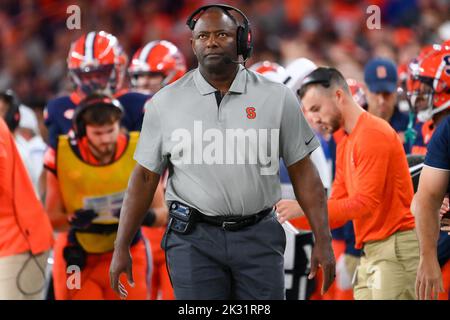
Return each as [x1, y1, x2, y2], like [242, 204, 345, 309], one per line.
[1, 0, 448, 107]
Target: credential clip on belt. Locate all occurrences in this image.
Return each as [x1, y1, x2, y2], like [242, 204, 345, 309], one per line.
[168, 201, 197, 234]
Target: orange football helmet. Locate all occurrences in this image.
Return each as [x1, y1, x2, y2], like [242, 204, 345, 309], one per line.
[128, 40, 186, 89]
[407, 45, 450, 122]
[67, 31, 127, 96]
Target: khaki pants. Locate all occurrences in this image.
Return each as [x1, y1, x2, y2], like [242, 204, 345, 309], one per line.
[353, 229, 419, 300]
[0, 251, 49, 300]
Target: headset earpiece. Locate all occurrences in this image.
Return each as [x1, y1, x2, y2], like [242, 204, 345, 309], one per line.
[237, 23, 252, 60]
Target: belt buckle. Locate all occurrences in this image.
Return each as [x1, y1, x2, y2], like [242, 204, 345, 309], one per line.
[222, 221, 237, 230]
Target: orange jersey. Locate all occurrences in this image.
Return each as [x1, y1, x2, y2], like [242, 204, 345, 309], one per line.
[293, 112, 415, 248]
[0, 118, 53, 257]
[332, 127, 346, 144]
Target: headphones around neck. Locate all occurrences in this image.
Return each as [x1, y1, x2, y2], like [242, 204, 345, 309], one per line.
[186, 4, 253, 61]
[73, 95, 123, 139]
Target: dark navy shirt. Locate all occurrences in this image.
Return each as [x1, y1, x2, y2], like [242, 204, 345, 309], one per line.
[424, 115, 450, 174]
[423, 115, 450, 266]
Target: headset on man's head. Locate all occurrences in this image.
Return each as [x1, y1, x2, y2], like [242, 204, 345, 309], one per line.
[186, 4, 253, 61]
[73, 95, 123, 139]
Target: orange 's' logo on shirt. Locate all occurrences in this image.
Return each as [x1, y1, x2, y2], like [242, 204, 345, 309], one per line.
[246, 107, 256, 119]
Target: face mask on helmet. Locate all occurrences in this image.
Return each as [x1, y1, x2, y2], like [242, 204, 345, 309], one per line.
[407, 78, 434, 122]
[409, 79, 450, 122]
[71, 64, 117, 96]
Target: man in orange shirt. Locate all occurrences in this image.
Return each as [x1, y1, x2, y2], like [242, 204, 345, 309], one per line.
[277, 67, 419, 300]
[44, 94, 167, 300]
[0, 116, 53, 299]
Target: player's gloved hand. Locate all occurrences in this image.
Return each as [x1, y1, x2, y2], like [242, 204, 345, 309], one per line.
[404, 127, 417, 145]
[69, 209, 98, 230]
[404, 112, 417, 145]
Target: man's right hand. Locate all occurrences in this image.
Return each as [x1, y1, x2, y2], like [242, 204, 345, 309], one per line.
[109, 246, 135, 299]
[415, 255, 444, 300]
[309, 238, 336, 295]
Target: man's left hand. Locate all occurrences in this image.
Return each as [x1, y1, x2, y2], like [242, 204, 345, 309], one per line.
[309, 238, 336, 295]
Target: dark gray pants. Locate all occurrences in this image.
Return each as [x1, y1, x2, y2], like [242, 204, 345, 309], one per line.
[162, 212, 286, 300]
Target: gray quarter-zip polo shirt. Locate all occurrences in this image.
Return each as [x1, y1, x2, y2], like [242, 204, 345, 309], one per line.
[134, 65, 319, 217]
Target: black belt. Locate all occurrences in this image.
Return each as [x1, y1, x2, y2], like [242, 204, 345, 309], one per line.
[197, 207, 273, 231]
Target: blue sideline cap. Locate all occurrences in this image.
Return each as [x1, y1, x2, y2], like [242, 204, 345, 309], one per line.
[364, 58, 398, 93]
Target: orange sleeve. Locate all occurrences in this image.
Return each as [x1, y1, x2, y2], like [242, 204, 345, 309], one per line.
[290, 215, 311, 229]
[291, 129, 391, 230]
[329, 141, 348, 201]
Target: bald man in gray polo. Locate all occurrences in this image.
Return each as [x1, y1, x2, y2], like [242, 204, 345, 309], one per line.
[110, 6, 335, 301]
